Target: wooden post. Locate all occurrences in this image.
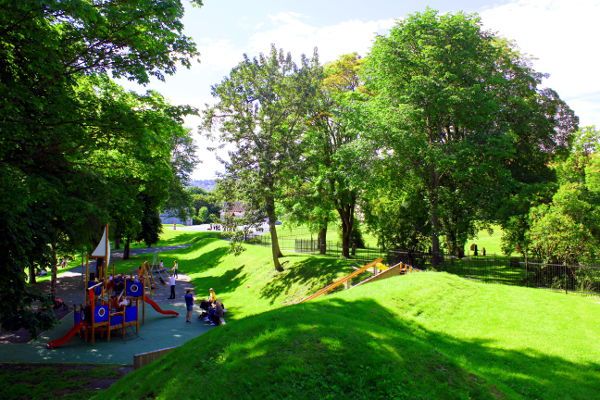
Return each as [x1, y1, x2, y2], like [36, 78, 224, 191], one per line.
[84, 255, 89, 305]
[104, 224, 109, 281]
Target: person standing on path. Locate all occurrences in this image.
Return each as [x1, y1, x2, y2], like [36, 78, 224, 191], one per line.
[184, 289, 194, 323]
[168, 274, 176, 299]
[172, 260, 179, 279]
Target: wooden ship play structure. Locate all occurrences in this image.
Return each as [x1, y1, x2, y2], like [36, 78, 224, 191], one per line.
[47, 225, 178, 349]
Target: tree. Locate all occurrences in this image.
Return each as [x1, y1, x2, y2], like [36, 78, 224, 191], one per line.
[204, 46, 321, 271]
[527, 127, 600, 264]
[364, 9, 577, 263]
[0, 0, 200, 333]
[302, 53, 374, 258]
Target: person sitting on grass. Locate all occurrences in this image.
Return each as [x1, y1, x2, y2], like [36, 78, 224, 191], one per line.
[198, 288, 219, 321]
[208, 288, 217, 304]
[207, 300, 225, 326]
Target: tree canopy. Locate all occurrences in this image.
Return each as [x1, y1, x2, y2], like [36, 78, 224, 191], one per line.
[204, 46, 321, 271]
[363, 9, 577, 261]
[0, 0, 199, 333]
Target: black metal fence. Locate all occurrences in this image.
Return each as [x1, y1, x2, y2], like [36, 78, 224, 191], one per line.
[248, 235, 600, 295]
[389, 251, 600, 294]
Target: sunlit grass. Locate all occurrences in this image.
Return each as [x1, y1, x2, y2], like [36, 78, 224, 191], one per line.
[100, 272, 600, 399]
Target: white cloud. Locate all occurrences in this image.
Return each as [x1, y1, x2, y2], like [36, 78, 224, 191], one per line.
[480, 0, 600, 127]
[197, 38, 242, 72]
[248, 12, 395, 61]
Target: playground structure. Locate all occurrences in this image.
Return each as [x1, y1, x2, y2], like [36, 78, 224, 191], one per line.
[298, 258, 416, 303]
[47, 225, 179, 349]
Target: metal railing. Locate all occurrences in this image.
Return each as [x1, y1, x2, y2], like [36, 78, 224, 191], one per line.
[248, 235, 600, 295]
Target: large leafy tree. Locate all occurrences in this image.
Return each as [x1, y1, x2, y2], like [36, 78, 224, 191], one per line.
[364, 9, 577, 263]
[0, 0, 200, 333]
[302, 53, 374, 258]
[527, 127, 600, 264]
[204, 46, 321, 271]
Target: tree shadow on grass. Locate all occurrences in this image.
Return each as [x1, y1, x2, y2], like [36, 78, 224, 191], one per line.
[178, 246, 230, 276]
[259, 256, 357, 305]
[102, 298, 600, 400]
[190, 266, 248, 319]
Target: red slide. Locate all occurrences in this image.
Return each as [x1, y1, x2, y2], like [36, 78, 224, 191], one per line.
[47, 322, 84, 349]
[144, 297, 179, 316]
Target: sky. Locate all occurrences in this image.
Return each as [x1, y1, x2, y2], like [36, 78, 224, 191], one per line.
[126, 0, 600, 180]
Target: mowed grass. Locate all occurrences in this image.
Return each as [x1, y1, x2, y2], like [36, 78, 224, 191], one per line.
[273, 222, 380, 248]
[0, 364, 126, 400]
[464, 225, 510, 256]
[100, 258, 600, 400]
[111, 230, 359, 318]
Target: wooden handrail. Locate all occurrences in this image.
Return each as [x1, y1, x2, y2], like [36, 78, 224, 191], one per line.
[298, 258, 383, 303]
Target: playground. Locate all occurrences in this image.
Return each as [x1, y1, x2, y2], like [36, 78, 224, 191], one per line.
[0, 226, 212, 365]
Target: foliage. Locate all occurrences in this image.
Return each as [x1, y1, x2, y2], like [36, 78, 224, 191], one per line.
[527, 127, 600, 264]
[204, 45, 321, 271]
[187, 186, 221, 223]
[0, 0, 199, 332]
[300, 53, 375, 258]
[364, 9, 577, 262]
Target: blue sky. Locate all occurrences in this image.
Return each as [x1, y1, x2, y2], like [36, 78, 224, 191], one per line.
[127, 0, 600, 179]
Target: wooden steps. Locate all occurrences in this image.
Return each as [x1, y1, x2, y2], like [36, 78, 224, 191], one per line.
[298, 259, 416, 304]
[298, 258, 383, 303]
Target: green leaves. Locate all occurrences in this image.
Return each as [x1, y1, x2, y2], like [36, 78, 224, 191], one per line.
[363, 9, 577, 258]
[0, 0, 200, 331]
[205, 45, 322, 270]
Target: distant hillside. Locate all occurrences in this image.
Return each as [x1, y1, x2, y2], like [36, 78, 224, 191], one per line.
[188, 179, 216, 191]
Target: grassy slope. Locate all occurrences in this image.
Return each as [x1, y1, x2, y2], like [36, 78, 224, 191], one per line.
[101, 272, 600, 400]
[111, 230, 359, 319]
[0, 364, 125, 400]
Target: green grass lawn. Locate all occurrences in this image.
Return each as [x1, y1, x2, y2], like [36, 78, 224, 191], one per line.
[22, 228, 598, 399]
[464, 225, 509, 256]
[272, 222, 380, 249]
[99, 271, 600, 399]
[0, 364, 127, 400]
[110, 230, 360, 319]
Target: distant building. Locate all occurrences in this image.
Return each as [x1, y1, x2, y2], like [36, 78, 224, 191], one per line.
[160, 210, 193, 225]
[220, 201, 246, 220]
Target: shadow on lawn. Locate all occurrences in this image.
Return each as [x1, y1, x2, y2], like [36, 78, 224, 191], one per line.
[102, 298, 600, 400]
[191, 266, 248, 318]
[259, 256, 356, 305]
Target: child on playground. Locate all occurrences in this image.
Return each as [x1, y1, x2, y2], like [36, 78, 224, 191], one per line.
[184, 289, 194, 323]
[172, 260, 179, 278]
[168, 274, 176, 299]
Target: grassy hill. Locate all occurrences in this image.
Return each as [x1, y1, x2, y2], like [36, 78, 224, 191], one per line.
[100, 271, 600, 399]
[112, 230, 359, 319]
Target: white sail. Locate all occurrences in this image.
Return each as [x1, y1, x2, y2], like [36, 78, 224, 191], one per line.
[91, 225, 110, 266]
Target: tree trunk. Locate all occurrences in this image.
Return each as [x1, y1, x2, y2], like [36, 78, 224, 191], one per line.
[114, 236, 121, 250]
[50, 243, 58, 301]
[429, 190, 442, 266]
[123, 237, 131, 260]
[339, 209, 353, 258]
[265, 196, 283, 272]
[28, 263, 36, 284]
[318, 226, 327, 255]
